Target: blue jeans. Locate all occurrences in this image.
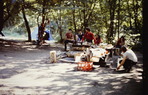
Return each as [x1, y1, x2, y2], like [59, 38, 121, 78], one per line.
[119, 59, 137, 71]
[64, 40, 75, 51]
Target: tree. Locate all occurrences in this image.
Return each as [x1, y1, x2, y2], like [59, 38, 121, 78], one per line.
[0, 0, 5, 36]
[106, 0, 117, 43]
[0, 0, 21, 37]
[1, 0, 142, 48]
[22, 0, 32, 41]
[35, 0, 64, 44]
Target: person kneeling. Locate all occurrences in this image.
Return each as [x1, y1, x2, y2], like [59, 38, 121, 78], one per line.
[116, 46, 138, 73]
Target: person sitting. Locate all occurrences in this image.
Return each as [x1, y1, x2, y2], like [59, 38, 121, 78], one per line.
[64, 29, 75, 51]
[94, 34, 102, 45]
[115, 36, 125, 48]
[75, 29, 84, 45]
[82, 27, 95, 44]
[77, 29, 84, 41]
[116, 46, 138, 73]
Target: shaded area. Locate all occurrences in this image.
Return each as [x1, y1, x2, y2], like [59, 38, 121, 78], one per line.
[0, 39, 143, 95]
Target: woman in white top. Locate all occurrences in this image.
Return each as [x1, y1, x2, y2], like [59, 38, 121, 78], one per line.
[117, 46, 138, 72]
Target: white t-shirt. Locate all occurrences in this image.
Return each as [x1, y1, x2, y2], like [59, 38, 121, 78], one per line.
[123, 49, 138, 62]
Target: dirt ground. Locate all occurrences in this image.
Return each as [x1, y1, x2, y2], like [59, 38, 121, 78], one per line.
[0, 38, 143, 95]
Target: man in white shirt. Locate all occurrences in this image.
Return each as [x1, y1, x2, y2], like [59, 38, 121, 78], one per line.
[117, 46, 138, 72]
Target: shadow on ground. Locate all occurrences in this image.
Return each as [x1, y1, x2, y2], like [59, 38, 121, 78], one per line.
[0, 39, 143, 95]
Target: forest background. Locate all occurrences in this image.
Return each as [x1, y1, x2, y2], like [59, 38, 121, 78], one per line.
[0, 0, 142, 52]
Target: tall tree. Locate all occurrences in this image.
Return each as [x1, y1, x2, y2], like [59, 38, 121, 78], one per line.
[107, 0, 117, 43]
[22, 0, 31, 41]
[0, 0, 5, 36]
[72, 0, 77, 33]
[58, 0, 63, 42]
[117, 0, 121, 39]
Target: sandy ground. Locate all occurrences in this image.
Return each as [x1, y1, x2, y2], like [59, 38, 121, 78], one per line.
[0, 38, 143, 95]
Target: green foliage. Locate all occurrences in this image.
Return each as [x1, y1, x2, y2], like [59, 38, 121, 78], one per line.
[1, 0, 142, 51]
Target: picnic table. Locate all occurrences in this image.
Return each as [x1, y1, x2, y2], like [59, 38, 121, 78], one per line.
[59, 43, 121, 71]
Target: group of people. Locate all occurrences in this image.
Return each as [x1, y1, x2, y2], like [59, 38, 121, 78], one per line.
[64, 27, 102, 51]
[64, 28, 138, 73]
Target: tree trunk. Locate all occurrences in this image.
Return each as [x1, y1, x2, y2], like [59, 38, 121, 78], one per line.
[117, 0, 121, 39]
[83, 2, 87, 30]
[59, 0, 63, 42]
[78, 5, 83, 30]
[99, 0, 108, 28]
[22, 0, 31, 42]
[133, 0, 138, 33]
[143, 0, 148, 94]
[73, 10, 77, 42]
[73, 10, 76, 33]
[72, 0, 77, 43]
[0, 0, 5, 36]
[86, 3, 96, 26]
[107, 0, 117, 43]
[42, 0, 46, 24]
[37, 0, 46, 45]
[126, 0, 133, 29]
[59, 26, 63, 42]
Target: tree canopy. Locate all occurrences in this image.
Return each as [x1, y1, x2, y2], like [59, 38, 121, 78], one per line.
[0, 0, 142, 49]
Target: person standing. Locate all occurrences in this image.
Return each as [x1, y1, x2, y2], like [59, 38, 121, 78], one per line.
[115, 36, 125, 48]
[82, 27, 95, 44]
[94, 34, 102, 45]
[116, 46, 138, 72]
